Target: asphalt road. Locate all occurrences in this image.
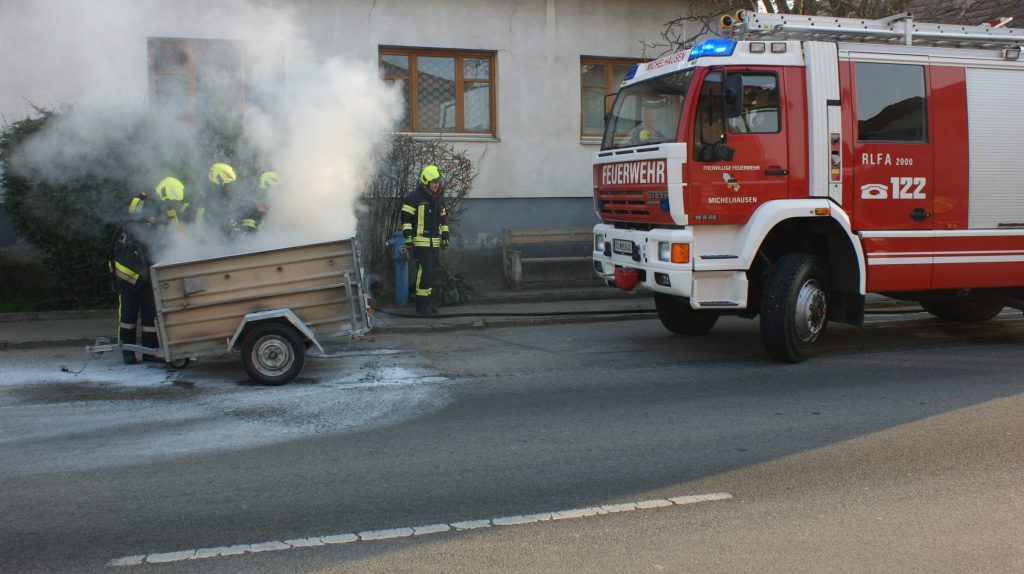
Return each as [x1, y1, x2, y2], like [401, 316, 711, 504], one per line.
[1, 309, 1022, 573]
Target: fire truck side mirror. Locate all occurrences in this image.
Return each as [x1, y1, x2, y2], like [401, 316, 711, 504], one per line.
[724, 74, 744, 119]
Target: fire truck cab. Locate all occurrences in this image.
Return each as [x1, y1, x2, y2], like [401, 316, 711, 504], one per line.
[591, 12, 1024, 362]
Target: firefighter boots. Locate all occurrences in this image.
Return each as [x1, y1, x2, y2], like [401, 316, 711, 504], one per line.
[415, 296, 436, 317]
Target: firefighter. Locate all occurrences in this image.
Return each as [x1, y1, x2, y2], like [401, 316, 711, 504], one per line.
[630, 123, 664, 145]
[203, 162, 238, 236]
[111, 177, 184, 364]
[259, 170, 280, 191]
[400, 165, 449, 316]
[126, 176, 185, 230]
[177, 179, 203, 226]
[238, 170, 278, 233]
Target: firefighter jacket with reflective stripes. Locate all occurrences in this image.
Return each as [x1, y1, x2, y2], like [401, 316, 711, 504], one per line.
[111, 192, 179, 286]
[110, 224, 148, 286]
[128, 192, 183, 230]
[400, 184, 449, 248]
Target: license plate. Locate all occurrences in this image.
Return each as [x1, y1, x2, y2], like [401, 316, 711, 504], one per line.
[612, 239, 634, 256]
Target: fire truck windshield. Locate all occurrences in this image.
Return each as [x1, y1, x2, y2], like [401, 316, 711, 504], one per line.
[601, 69, 693, 150]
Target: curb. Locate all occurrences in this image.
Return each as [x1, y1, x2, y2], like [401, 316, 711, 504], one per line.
[471, 288, 642, 305]
[0, 308, 115, 323]
[0, 337, 97, 351]
[0, 300, 924, 350]
[369, 309, 657, 334]
[0, 310, 658, 350]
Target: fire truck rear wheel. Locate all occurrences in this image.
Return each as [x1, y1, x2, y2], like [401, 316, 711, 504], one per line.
[241, 323, 306, 386]
[654, 293, 719, 335]
[920, 299, 1003, 323]
[760, 254, 828, 363]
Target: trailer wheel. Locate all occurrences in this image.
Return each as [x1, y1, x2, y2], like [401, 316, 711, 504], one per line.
[760, 254, 828, 363]
[921, 299, 1003, 323]
[169, 358, 191, 369]
[241, 323, 306, 386]
[654, 293, 719, 335]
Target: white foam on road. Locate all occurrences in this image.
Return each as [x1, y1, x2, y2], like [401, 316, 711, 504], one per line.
[107, 492, 733, 567]
[0, 348, 453, 477]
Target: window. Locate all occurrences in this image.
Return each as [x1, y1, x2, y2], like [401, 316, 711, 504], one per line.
[727, 73, 779, 134]
[855, 63, 927, 142]
[602, 69, 692, 150]
[148, 38, 281, 123]
[581, 57, 642, 139]
[693, 72, 726, 161]
[691, 71, 781, 161]
[379, 48, 495, 135]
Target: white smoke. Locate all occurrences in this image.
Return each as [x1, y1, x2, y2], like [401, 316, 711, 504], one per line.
[1, 0, 402, 263]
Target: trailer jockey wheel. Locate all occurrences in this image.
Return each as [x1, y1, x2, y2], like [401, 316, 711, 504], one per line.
[654, 293, 719, 335]
[241, 323, 306, 386]
[760, 253, 828, 363]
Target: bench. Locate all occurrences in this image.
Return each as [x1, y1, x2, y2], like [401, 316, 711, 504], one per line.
[503, 227, 594, 289]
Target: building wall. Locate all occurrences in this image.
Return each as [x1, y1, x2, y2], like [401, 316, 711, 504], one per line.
[294, 0, 693, 279]
[294, 0, 688, 202]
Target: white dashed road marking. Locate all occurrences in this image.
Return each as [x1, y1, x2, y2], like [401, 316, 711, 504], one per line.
[108, 492, 733, 567]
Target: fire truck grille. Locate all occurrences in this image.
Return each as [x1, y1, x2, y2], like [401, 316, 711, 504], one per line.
[596, 190, 673, 224]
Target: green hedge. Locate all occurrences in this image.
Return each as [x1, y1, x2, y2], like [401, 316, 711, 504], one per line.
[0, 112, 120, 309]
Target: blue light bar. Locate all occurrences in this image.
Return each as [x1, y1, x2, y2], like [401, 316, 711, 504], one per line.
[688, 38, 737, 61]
[623, 64, 640, 81]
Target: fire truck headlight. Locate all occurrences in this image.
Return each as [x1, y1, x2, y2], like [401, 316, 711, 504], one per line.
[659, 242, 690, 263]
[594, 234, 605, 253]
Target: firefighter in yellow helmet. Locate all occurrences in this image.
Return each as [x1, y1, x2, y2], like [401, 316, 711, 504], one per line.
[400, 165, 449, 316]
[630, 123, 664, 145]
[110, 176, 186, 364]
[209, 162, 237, 186]
[126, 176, 185, 227]
[239, 170, 278, 233]
[202, 162, 238, 236]
[259, 170, 280, 190]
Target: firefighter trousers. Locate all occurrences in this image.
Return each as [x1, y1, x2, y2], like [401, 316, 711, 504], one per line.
[412, 246, 440, 306]
[117, 279, 158, 350]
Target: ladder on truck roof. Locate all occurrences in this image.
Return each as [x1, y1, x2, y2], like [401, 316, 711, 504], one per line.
[734, 11, 1024, 49]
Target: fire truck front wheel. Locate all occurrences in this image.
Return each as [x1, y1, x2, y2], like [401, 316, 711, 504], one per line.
[654, 293, 719, 335]
[760, 254, 828, 363]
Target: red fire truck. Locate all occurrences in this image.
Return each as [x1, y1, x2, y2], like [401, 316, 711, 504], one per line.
[592, 11, 1024, 362]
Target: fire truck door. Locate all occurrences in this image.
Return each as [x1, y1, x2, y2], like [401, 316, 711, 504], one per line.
[850, 62, 934, 232]
[849, 61, 934, 291]
[687, 69, 789, 225]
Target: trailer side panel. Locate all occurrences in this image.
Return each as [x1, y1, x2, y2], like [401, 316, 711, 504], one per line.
[150, 239, 367, 361]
